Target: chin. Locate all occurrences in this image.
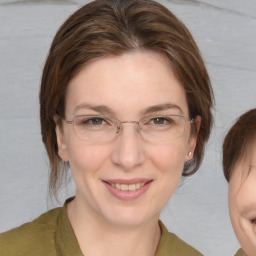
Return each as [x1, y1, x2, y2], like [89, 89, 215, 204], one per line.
[103, 206, 158, 228]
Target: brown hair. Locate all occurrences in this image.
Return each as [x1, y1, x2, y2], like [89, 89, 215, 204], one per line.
[223, 109, 256, 182]
[40, 0, 214, 195]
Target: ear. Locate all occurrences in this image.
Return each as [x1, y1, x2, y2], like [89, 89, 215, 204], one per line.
[54, 115, 69, 162]
[185, 116, 201, 162]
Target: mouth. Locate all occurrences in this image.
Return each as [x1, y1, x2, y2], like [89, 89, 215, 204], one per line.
[102, 179, 153, 200]
[107, 182, 147, 191]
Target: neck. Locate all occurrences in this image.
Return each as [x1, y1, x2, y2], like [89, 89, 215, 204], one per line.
[67, 196, 161, 256]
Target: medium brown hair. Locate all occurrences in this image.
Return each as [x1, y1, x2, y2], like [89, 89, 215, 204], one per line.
[40, 0, 214, 195]
[223, 109, 256, 182]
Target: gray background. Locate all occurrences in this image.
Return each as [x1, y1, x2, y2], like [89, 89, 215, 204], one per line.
[0, 0, 256, 255]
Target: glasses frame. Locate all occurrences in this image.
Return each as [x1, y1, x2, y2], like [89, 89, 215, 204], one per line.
[63, 114, 194, 143]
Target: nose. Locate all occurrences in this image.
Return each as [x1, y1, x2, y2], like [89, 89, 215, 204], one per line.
[111, 123, 145, 171]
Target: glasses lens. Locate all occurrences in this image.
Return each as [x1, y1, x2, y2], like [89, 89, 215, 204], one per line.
[140, 115, 186, 142]
[73, 115, 116, 142]
[71, 115, 188, 143]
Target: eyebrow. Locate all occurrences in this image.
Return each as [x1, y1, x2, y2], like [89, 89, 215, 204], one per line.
[73, 103, 183, 116]
[73, 103, 115, 115]
[141, 103, 183, 115]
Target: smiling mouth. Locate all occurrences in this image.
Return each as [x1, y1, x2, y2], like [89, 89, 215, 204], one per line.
[103, 180, 152, 200]
[109, 182, 146, 191]
[103, 179, 152, 192]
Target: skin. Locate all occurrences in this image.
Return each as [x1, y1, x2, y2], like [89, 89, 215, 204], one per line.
[56, 51, 200, 256]
[229, 142, 256, 256]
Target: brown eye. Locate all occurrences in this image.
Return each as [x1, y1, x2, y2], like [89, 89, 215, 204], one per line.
[150, 117, 173, 125]
[153, 118, 165, 124]
[90, 118, 104, 125]
[77, 117, 107, 126]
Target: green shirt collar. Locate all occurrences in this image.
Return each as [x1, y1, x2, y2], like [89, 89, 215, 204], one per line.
[55, 198, 201, 256]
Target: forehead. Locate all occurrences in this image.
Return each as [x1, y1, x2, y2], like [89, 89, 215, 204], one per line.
[230, 141, 256, 183]
[65, 51, 189, 118]
[239, 139, 256, 166]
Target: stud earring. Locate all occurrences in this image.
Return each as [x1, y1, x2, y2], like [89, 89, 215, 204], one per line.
[188, 151, 192, 157]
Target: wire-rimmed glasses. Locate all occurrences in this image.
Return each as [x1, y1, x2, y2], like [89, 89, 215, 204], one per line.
[63, 114, 194, 143]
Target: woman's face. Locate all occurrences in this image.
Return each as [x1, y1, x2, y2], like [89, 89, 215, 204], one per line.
[229, 142, 256, 256]
[56, 51, 199, 227]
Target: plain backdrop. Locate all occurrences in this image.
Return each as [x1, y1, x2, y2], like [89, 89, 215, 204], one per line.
[0, 0, 256, 255]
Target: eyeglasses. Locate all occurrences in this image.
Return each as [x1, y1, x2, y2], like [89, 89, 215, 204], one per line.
[63, 114, 194, 143]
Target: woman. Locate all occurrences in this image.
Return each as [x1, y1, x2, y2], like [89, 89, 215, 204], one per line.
[0, 0, 213, 255]
[223, 109, 256, 256]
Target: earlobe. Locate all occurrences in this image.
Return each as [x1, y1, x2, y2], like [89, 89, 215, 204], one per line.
[54, 117, 69, 162]
[185, 151, 193, 162]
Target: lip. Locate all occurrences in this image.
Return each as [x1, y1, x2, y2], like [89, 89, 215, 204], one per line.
[104, 178, 152, 184]
[102, 178, 153, 200]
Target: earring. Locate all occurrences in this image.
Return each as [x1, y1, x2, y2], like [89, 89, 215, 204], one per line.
[188, 151, 192, 157]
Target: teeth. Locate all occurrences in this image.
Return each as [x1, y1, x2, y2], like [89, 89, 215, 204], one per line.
[110, 182, 145, 191]
[121, 184, 128, 191]
[128, 184, 136, 191]
[135, 183, 141, 189]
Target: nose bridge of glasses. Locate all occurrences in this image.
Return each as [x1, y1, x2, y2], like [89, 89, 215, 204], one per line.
[116, 120, 140, 134]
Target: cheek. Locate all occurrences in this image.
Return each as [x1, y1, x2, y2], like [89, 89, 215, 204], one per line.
[229, 177, 256, 216]
[66, 142, 110, 177]
[228, 176, 256, 242]
[149, 141, 187, 174]
[228, 176, 245, 221]
[228, 186, 239, 226]
[148, 143, 186, 206]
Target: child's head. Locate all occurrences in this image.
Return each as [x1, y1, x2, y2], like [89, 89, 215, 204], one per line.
[223, 109, 256, 256]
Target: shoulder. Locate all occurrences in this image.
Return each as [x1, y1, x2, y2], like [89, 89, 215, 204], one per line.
[157, 221, 203, 256]
[165, 233, 202, 255]
[234, 248, 246, 256]
[0, 207, 62, 256]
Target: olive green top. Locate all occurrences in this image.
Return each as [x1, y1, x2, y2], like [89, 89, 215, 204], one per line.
[235, 248, 246, 256]
[0, 199, 202, 256]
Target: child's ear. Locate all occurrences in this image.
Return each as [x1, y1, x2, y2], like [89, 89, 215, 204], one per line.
[54, 115, 69, 162]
